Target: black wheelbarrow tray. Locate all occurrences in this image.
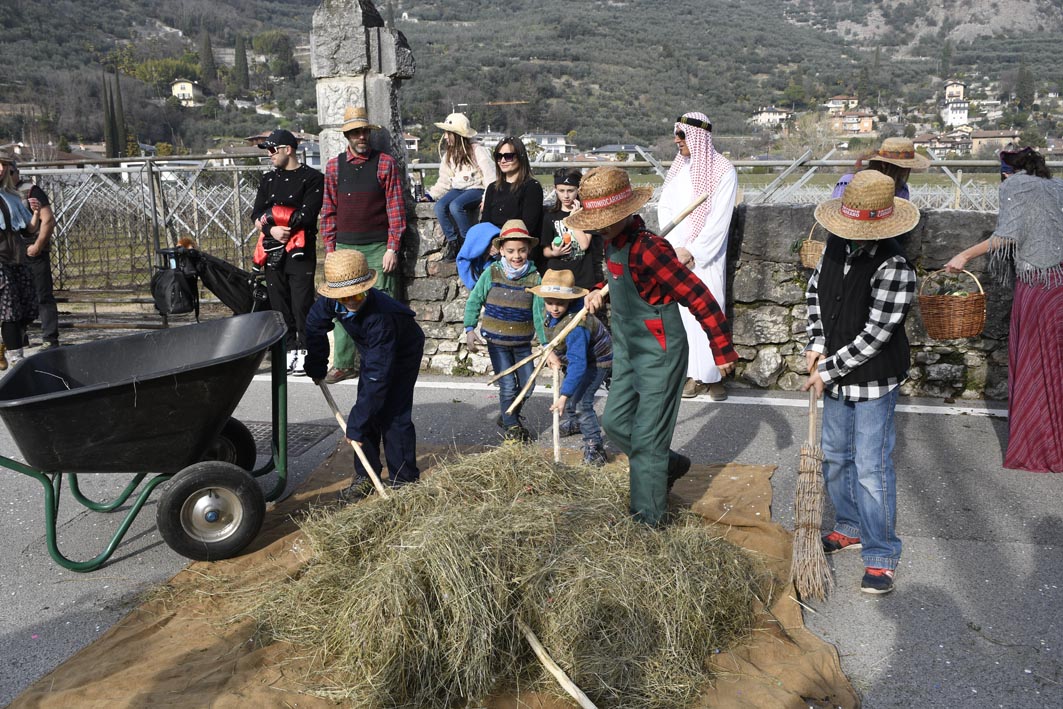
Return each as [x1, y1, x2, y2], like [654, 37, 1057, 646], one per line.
[0, 311, 293, 571]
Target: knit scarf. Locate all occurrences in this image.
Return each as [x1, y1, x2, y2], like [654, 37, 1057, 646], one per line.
[502, 259, 531, 280]
[0, 191, 31, 232]
[663, 111, 732, 246]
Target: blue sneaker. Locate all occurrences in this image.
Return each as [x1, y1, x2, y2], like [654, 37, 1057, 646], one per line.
[861, 567, 895, 595]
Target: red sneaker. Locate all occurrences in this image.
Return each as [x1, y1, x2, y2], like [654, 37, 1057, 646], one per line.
[822, 531, 862, 555]
[861, 567, 895, 595]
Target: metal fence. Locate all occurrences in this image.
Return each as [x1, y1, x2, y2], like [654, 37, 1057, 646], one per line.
[21, 155, 1020, 293]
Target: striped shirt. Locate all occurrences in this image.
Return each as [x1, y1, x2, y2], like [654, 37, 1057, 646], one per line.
[806, 241, 916, 402]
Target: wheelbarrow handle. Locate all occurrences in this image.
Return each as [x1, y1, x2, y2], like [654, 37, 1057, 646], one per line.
[317, 382, 390, 500]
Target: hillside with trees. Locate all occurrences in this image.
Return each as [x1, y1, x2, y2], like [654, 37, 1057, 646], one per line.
[0, 0, 1060, 157]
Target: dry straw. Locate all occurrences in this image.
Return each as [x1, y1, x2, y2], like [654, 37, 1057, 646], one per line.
[258, 446, 770, 708]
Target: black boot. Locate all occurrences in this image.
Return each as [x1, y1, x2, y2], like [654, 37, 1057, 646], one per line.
[442, 241, 459, 262]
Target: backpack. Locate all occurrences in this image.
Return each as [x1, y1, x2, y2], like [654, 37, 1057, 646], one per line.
[151, 247, 199, 318]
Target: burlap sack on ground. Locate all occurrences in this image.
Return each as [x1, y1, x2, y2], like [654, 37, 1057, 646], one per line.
[11, 444, 858, 708]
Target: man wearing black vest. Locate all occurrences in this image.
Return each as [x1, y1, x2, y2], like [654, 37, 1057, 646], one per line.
[252, 129, 324, 376]
[803, 170, 919, 596]
[319, 106, 408, 384]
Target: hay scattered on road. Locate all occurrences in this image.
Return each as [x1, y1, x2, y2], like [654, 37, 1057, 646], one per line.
[258, 446, 770, 708]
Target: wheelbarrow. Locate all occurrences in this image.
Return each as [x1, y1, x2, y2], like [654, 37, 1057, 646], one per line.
[0, 311, 292, 572]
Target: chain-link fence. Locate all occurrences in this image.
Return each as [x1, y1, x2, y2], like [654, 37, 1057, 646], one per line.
[27, 161, 266, 292]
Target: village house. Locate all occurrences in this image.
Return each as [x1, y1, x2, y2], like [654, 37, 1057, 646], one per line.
[971, 129, 1021, 155]
[170, 79, 207, 107]
[403, 132, 420, 153]
[588, 144, 644, 161]
[830, 110, 875, 135]
[477, 129, 506, 152]
[749, 106, 792, 128]
[519, 132, 576, 158]
[944, 80, 967, 102]
[824, 95, 859, 116]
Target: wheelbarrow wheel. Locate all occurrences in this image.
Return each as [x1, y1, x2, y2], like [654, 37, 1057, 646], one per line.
[156, 461, 266, 561]
[201, 417, 257, 471]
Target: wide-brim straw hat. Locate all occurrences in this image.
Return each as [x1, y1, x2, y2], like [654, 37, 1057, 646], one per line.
[526, 269, 589, 299]
[434, 112, 477, 138]
[563, 166, 653, 232]
[869, 137, 931, 169]
[339, 106, 381, 133]
[318, 250, 378, 298]
[813, 170, 920, 241]
[492, 219, 539, 250]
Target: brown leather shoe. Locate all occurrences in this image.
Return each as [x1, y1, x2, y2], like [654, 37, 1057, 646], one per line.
[324, 367, 358, 384]
[708, 382, 728, 401]
[682, 378, 707, 398]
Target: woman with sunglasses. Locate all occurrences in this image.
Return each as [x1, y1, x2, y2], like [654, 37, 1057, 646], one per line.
[479, 136, 544, 258]
[658, 112, 737, 401]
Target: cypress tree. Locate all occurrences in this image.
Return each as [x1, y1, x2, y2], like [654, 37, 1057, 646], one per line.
[113, 73, 127, 157]
[200, 31, 217, 83]
[234, 35, 249, 93]
[102, 75, 115, 158]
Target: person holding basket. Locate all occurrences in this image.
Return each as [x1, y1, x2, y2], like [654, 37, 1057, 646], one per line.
[945, 146, 1063, 473]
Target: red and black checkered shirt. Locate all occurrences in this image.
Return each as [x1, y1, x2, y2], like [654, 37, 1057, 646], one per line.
[609, 216, 737, 366]
[320, 148, 406, 253]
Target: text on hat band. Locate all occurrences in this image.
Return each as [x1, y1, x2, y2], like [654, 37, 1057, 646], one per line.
[840, 204, 894, 221]
[582, 186, 633, 210]
[539, 284, 581, 295]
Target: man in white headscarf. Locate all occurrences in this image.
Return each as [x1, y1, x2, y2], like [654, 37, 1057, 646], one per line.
[657, 112, 738, 400]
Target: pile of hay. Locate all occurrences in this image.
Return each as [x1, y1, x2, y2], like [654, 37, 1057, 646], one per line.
[258, 446, 771, 708]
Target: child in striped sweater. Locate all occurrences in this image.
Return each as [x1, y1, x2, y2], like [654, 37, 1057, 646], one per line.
[464, 219, 545, 442]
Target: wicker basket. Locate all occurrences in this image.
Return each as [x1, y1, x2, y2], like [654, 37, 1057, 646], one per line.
[918, 269, 987, 340]
[798, 224, 826, 269]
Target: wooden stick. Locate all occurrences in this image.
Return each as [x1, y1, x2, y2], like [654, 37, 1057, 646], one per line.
[317, 382, 390, 500]
[505, 192, 711, 415]
[552, 367, 561, 463]
[516, 618, 599, 709]
[487, 347, 542, 384]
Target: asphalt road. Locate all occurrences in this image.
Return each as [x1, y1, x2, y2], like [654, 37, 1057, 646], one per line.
[1, 371, 1060, 707]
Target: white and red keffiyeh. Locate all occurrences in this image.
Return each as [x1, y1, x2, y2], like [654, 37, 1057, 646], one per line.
[663, 111, 733, 245]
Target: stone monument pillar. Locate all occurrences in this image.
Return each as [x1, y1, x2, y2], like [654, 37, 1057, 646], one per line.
[311, 0, 416, 231]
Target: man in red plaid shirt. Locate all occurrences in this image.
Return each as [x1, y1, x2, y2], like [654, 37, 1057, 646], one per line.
[319, 106, 408, 384]
[567, 167, 737, 526]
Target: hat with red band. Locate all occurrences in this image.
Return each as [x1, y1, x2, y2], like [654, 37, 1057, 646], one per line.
[814, 170, 920, 241]
[491, 219, 539, 250]
[563, 166, 653, 232]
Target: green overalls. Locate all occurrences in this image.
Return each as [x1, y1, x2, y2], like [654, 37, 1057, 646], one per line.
[601, 236, 689, 526]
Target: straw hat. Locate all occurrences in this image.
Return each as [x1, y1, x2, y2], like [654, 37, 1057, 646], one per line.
[563, 166, 653, 232]
[492, 219, 539, 250]
[434, 112, 477, 138]
[526, 269, 589, 299]
[339, 106, 381, 133]
[813, 170, 920, 241]
[0, 151, 15, 165]
[317, 250, 378, 298]
[869, 137, 931, 169]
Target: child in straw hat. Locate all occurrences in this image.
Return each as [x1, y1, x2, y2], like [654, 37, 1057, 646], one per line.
[565, 166, 738, 527]
[528, 269, 613, 466]
[802, 169, 919, 595]
[831, 136, 931, 200]
[464, 219, 546, 442]
[304, 250, 426, 500]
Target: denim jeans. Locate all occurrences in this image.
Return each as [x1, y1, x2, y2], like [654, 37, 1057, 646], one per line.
[488, 341, 534, 427]
[433, 188, 483, 243]
[821, 387, 901, 570]
[561, 365, 609, 448]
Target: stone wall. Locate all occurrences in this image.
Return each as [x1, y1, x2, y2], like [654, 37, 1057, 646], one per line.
[403, 203, 1009, 400]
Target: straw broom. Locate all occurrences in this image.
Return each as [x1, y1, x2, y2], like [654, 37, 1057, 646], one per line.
[790, 389, 832, 600]
[504, 192, 710, 416]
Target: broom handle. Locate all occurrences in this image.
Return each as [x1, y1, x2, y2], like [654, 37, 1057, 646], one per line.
[318, 382, 390, 500]
[488, 347, 542, 384]
[504, 193, 710, 415]
[517, 618, 599, 709]
[553, 367, 561, 463]
[807, 389, 818, 446]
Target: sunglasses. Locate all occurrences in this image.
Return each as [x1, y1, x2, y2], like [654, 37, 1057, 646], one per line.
[266, 145, 288, 155]
[675, 130, 686, 140]
[496, 152, 517, 162]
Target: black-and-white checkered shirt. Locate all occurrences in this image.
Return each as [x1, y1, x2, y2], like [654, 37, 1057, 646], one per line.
[806, 242, 916, 402]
